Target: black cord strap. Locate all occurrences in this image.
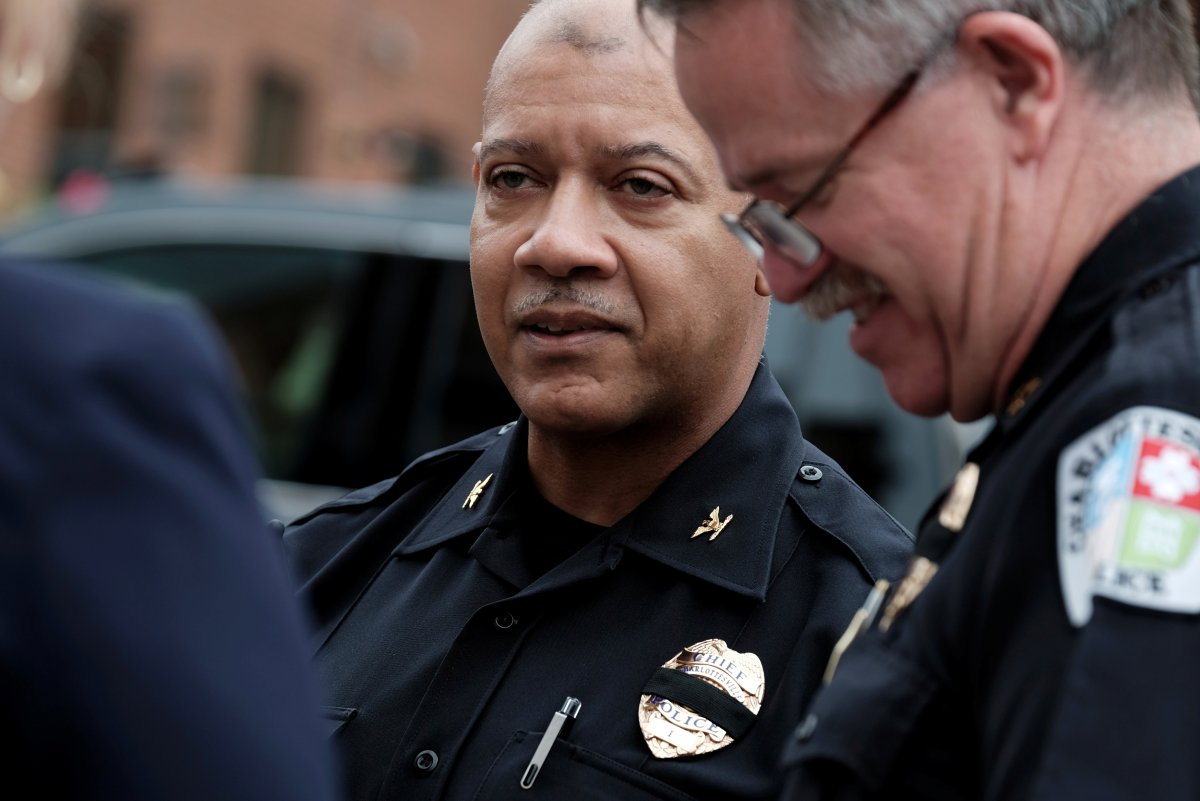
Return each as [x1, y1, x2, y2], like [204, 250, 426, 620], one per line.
[642, 667, 756, 739]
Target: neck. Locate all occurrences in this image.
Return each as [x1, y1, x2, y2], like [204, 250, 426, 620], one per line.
[991, 93, 1200, 413]
[524, 371, 757, 526]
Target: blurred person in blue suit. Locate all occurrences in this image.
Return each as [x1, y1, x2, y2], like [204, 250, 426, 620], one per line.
[0, 2, 340, 799]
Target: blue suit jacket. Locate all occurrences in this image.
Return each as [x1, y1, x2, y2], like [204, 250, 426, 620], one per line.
[0, 259, 340, 800]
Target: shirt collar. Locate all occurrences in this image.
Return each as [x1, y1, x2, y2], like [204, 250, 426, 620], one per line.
[1000, 164, 1200, 428]
[396, 361, 804, 601]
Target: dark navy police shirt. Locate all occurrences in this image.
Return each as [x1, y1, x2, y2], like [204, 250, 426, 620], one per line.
[284, 363, 912, 801]
[783, 167, 1200, 801]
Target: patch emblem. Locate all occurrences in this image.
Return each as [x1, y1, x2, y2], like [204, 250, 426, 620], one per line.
[638, 639, 763, 758]
[1058, 406, 1200, 626]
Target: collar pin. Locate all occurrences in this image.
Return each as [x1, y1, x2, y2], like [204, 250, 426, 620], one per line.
[692, 507, 732, 541]
[463, 473, 494, 510]
[1005, 377, 1041, 417]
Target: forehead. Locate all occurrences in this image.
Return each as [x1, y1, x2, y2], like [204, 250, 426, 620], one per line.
[482, 41, 719, 169]
[672, 2, 860, 192]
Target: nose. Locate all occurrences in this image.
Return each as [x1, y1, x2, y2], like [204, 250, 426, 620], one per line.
[761, 245, 834, 304]
[513, 180, 619, 279]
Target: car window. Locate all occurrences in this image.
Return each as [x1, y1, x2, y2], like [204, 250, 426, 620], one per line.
[73, 243, 519, 489]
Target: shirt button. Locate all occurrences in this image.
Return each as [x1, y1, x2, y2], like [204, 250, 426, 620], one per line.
[413, 749, 439, 773]
[494, 611, 518, 630]
[800, 465, 823, 482]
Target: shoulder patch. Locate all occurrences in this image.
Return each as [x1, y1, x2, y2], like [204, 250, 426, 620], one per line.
[1057, 405, 1200, 626]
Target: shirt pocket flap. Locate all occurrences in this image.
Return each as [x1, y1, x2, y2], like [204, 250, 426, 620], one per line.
[474, 730, 699, 801]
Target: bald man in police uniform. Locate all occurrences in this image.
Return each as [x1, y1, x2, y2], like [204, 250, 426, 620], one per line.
[282, 1, 911, 799]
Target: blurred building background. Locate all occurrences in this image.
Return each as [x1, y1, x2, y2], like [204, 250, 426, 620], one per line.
[0, 0, 530, 215]
[4, 1, 1200, 525]
[3, 0, 1200, 217]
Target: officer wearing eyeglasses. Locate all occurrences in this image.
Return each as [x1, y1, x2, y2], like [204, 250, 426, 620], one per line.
[643, 0, 1200, 799]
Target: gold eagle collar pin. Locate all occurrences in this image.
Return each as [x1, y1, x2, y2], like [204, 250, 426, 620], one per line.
[462, 473, 493, 510]
[692, 507, 732, 541]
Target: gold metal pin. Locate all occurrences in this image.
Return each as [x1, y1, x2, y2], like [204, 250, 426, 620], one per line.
[692, 507, 732, 541]
[823, 579, 889, 685]
[1005, 377, 1041, 417]
[878, 556, 939, 632]
[463, 473, 493, 510]
[937, 462, 980, 532]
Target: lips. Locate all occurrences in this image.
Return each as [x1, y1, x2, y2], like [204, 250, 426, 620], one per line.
[847, 294, 905, 365]
[847, 292, 889, 325]
[529, 321, 600, 335]
[516, 306, 623, 344]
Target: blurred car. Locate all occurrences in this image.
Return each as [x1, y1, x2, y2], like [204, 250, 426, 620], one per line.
[0, 176, 978, 526]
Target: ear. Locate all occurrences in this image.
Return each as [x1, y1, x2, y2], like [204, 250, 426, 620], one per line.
[754, 269, 771, 298]
[957, 12, 1064, 162]
[471, 141, 482, 188]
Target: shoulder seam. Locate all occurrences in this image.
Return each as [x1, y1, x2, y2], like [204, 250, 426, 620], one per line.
[287, 443, 490, 525]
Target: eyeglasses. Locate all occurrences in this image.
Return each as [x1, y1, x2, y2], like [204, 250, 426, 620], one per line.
[722, 68, 924, 268]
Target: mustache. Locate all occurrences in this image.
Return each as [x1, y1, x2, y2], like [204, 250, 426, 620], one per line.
[512, 281, 618, 316]
[801, 267, 889, 321]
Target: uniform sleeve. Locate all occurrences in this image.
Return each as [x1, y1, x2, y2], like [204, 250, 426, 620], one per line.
[1029, 601, 1200, 800]
[1036, 403, 1200, 800]
[1, 290, 341, 801]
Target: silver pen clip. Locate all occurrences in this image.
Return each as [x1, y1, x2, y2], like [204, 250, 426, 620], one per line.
[520, 696, 582, 790]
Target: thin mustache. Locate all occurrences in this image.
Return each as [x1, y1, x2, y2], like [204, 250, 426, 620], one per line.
[512, 282, 618, 316]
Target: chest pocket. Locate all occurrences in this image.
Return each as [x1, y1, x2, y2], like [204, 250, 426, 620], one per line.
[472, 730, 698, 801]
[781, 640, 937, 794]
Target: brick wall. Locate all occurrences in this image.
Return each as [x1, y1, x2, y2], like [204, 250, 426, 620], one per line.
[4, 0, 1200, 218]
[0, 0, 531, 214]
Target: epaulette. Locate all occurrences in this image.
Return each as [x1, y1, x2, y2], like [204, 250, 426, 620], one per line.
[788, 439, 914, 584]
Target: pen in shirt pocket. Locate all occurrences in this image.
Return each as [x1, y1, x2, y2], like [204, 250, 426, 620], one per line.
[520, 696, 582, 789]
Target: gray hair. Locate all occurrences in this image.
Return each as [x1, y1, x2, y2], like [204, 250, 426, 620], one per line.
[640, 0, 1199, 104]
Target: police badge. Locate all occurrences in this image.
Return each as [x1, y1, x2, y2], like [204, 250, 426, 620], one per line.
[638, 639, 764, 758]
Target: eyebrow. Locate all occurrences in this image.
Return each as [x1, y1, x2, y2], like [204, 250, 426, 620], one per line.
[595, 142, 700, 185]
[477, 138, 545, 163]
[479, 138, 703, 186]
